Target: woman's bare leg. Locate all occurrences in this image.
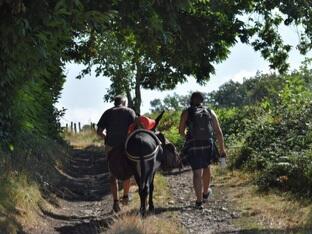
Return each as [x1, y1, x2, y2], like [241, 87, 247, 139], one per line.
[193, 169, 203, 202]
[203, 166, 211, 194]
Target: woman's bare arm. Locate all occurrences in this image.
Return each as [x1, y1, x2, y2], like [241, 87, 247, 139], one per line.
[179, 110, 188, 138]
[210, 110, 226, 156]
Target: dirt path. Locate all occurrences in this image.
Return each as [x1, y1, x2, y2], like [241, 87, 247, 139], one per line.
[33, 147, 241, 234]
[25, 145, 312, 234]
[166, 167, 240, 234]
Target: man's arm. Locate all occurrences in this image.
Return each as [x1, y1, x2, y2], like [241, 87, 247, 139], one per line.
[97, 127, 106, 141]
[179, 110, 188, 138]
[97, 111, 107, 141]
[210, 110, 226, 156]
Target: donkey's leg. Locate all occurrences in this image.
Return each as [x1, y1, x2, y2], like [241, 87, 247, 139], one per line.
[139, 187, 148, 216]
[148, 173, 155, 212]
[133, 173, 146, 216]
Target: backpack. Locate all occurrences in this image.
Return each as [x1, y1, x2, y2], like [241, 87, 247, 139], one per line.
[160, 143, 182, 171]
[187, 106, 213, 140]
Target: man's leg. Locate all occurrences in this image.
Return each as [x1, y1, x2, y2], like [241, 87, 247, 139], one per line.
[123, 178, 131, 197]
[121, 178, 131, 205]
[110, 175, 118, 201]
[110, 175, 121, 212]
[203, 165, 211, 194]
[193, 169, 203, 202]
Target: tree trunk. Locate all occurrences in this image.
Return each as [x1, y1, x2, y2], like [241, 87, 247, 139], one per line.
[134, 81, 141, 115]
[133, 64, 142, 114]
[126, 89, 134, 110]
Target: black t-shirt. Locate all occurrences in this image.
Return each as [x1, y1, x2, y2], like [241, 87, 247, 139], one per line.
[97, 106, 136, 147]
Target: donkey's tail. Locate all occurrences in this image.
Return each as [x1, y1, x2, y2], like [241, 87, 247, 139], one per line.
[139, 154, 146, 190]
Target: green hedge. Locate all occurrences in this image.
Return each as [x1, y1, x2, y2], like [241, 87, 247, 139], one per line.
[151, 70, 312, 197]
[218, 72, 312, 196]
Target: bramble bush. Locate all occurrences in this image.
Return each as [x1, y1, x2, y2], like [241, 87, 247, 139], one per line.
[218, 71, 312, 196]
[151, 69, 312, 196]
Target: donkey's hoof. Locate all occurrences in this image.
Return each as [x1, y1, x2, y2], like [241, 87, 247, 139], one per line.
[148, 205, 155, 213]
[139, 209, 146, 217]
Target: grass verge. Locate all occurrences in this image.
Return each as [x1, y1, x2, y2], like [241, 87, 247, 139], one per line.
[0, 136, 70, 233]
[212, 166, 312, 231]
[106, 174, 185, 234]
[0, 172, 42, 233]
[63, 130, 102, 148]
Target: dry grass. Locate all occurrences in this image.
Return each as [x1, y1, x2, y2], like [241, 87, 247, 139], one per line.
[107, 215, 183, 234]
[63, 130, 102, 148]
[0, 137, 71, 233]
[212, 166, 312, 231]
[128, 174, 172, 209]
[105, 174, 185, 234]
[0, 172, 42, 234]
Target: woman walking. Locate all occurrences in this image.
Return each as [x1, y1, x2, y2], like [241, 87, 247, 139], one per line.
[179, 92, 226, 209]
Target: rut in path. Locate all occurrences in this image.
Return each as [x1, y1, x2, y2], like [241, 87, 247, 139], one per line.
[39, 146, 116, 234]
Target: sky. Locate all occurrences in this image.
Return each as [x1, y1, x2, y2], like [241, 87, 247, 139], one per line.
[56, 23, 308, 126]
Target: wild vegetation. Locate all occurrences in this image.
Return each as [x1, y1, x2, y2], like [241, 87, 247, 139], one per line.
[1, 0, 312, 232]
[151, 65, 312, 197]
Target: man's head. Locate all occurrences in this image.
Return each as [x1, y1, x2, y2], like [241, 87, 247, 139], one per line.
[190, 92, 204, 106]
[114, 95, 127, 107]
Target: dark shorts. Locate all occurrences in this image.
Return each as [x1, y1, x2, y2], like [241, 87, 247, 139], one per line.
[183, 139, 214, 170]
[106, 145, 132, 180]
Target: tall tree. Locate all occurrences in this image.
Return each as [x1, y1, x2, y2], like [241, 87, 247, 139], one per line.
[74, 0, 312, 113]
[77, 31, 185, 113]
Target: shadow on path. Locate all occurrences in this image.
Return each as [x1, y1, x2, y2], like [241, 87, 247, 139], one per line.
[220, 228, 312, 234]
[55, 216, 114, 234]
[53, 146, 111, 202]
[40, 145, 115, 234]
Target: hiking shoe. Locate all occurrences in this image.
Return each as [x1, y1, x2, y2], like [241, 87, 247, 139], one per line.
[203, 188, 212, 203]
[121, 194, 132, 205]
[195, 201, 204, 210]
[113, 201, 121, 213]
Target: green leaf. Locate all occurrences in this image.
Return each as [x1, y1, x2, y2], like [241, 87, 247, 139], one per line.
[9, 144, 14, 152]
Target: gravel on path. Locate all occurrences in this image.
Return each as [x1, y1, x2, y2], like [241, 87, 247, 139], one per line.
[166, 167, 241, 234]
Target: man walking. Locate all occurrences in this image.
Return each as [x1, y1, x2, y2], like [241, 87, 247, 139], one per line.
[97, 95, 136, 212]
[179, 92, 226, 209]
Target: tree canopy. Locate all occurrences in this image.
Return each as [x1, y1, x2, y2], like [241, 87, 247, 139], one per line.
[73, 0, 312, 113]
[1, 0, 312, 144]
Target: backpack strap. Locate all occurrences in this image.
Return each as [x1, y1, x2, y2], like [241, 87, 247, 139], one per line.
[187, 106, 212, 122]
[206, 108, 213, 131]
[206, 108, 213, 120]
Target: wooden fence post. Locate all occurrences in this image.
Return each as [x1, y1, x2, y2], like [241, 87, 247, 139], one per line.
[78, 122, 81, 132]
[70, 122, 73, 133]
[65, 123, 68, 132]
[74, 123, 77, 134]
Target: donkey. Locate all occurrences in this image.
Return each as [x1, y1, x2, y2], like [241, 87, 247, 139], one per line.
[124, 114, 180, 215]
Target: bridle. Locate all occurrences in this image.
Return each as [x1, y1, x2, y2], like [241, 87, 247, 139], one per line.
[125, 129, 161, 162]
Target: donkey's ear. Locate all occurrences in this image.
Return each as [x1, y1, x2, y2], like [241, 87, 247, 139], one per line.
[152, 110, 165, 131]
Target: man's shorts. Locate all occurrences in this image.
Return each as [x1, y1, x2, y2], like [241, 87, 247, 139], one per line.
[104, 144, 114, 176]
[105, 144, 132, 180]
[104, 144, 113, 158]
[183, 139, 214, 170]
